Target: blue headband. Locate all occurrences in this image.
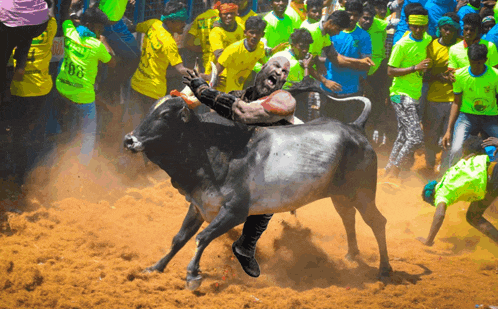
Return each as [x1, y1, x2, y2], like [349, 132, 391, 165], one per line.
[161, 8, 188, 22]
[436, 16, 460, 38]
[422, 180, 438, 206]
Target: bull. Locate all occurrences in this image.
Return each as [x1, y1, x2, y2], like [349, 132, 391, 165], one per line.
[124, 93, 392, 290]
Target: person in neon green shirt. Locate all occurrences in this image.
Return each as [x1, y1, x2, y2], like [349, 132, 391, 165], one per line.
[418, 136, 498, 247]
[448, 13, 498, 70]
[215, 16, 266, 93]
[441, 44, 498, 169]
[384, 3, 432, 178]
[273, 28, 314, 121]
[56, 2, 116, 166]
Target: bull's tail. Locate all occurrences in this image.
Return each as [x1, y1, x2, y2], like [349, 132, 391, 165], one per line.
[326, 95, 372, 129]
[287, 76, 372, 129]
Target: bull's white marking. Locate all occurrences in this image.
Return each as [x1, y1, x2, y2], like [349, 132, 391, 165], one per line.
[153, 97, 169, 110]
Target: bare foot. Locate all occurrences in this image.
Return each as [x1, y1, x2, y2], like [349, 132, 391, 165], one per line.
[416, 236, 434, 246]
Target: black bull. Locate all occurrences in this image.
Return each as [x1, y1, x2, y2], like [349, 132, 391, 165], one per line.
[124, 95, 392, 290]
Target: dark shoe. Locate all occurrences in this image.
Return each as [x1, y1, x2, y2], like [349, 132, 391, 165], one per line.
[232, 242, 260, 278]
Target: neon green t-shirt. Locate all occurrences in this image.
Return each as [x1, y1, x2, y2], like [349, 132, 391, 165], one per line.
[363, 17, 387, 75]
[131, 19, 183, 100]
[285, 5, 303, 29]
[435, 155, 489, 207]
[388, 32, 432, 100]
[263, 12, 294, 48]
[300, 20, 331, 56]
[448, 39, 498, 70]
[56, 20, 111, 104]
[218, 40, 265, 92]
[453, 65, 498, 116]
[11, 17, 57, 97]
[273, 49, 304, 90]
[99, 0, 128, 22]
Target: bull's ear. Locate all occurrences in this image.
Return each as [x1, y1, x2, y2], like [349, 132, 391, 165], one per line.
[179, 106, 191, 123]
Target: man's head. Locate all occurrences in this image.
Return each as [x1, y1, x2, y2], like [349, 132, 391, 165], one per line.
[372, 0, 388, 19]
[270, 0, 289, 18]
[469, 0, 481, 9]
[358, 3, 376, 31]
[436, 13, 459, 42]
[80, 6, 109, 37]
[306, 0, 324, 23]
[468, 43, 488, 71]
[162, 1, 188, 34]
[323, 10, 350, 36]
[344, 0, 363, 30]
[462, 135, 487, 157]
[462, 13, 482, 43]
[244, 16, 266, 50]
[254, 56, 290, 96]
[405, 3, 428, 40]
[482, 15, 496, 34]
[218, 0, 238, 28]
[290, 28, 313, 60]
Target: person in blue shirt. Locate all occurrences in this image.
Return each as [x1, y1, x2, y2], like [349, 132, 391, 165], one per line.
[393, 0, 429, 45]
[457, 0, 480, 34]
[320, 0, 372, 123]
[425, 0, 457, 38]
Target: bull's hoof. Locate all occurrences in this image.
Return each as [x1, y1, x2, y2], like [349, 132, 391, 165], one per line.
[232, 242, 260, 278]
[143, 265, 163, 273]
[185, 274, 203, 291]
[378, 265, 393, 280]
[345, 251, 359, 262]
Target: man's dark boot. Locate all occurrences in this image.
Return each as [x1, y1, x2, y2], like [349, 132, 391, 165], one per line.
[232, 214, 273, 277]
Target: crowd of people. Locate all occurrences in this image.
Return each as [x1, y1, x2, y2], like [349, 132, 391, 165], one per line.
[3, 0, 498, 248]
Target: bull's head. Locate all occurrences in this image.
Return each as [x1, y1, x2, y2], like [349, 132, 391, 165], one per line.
[124, 96, 193, 154]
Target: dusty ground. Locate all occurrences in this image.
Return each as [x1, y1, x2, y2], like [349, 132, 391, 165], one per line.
[1, 144, 498, 309]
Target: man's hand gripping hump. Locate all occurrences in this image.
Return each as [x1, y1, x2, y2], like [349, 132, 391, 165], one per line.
[182, 68, 297, 125]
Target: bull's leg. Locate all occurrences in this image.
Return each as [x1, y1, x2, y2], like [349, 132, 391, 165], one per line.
[331, 196, 360, 261]
[353, 189, 392, 279]
[146, 203, 204, 273]
[185, 205, 247, 291]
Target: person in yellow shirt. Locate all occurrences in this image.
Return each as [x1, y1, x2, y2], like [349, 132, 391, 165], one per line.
[8, 16, 57, 184]
[215, 16, 267, 93]
[235, 0, 258, 25]
[209, 0, 245, 92]
[184, 7, 219, 74]
[130, 2, 190, 114]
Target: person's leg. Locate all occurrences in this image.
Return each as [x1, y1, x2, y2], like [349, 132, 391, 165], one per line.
[448, 113, 474, 168]
[232, 213, 273, 277]
[77, 102, 97, 166]
[423, 101, 451, 169]
[481, 115, 498, 140]
[466, 196, 498, 244]
[389, 96, 424, 171]
[385, 98, 408, 172]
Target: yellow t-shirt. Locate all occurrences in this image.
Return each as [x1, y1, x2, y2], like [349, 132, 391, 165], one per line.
[131, 19, 183, 100]
[188, 9, 219, 74]
[427, 38, 461, 103]
[218, 39, 265, 92]
[209, 23, 245, 91]
[11, 17, 57, 97]
[237, 10, 258, 26]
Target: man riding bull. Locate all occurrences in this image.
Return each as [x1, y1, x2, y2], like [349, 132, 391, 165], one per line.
[183, 54, 310, 277]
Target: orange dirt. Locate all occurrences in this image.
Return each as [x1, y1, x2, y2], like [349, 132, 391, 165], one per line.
[1, 149, 498, 309]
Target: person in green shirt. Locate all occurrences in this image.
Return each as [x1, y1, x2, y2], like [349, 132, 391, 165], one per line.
[418, 135, 498, 246]
[384, 3, 432, 178]
[56, 1, 115, 166]
[441, 43, 498, 169]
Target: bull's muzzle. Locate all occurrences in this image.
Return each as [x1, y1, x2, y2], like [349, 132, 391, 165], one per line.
[124, 133, 144, 152]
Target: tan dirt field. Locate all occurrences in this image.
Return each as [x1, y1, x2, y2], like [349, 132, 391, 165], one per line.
[1, 147, 498, 309]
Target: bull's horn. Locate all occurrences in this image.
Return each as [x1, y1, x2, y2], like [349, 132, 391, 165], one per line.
[193, 57, 199, 72]
[209, 61, 217, 87]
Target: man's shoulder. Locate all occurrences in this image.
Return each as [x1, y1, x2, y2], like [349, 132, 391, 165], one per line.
[454, 66, 469, 78]
[194, 9, 218, 20]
